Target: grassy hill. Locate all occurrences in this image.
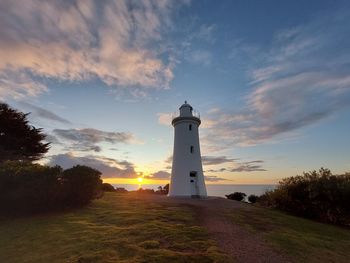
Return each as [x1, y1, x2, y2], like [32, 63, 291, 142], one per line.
[0, 193, 228, 263]
[1, 193, 349, 263]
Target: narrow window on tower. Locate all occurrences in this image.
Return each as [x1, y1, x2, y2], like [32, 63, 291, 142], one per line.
[190, 146, 194, 153]
[189, 124, 192, 131]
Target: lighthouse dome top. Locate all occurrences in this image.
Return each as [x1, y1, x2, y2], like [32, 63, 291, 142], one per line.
[179, 101, 193, 117]
[179, 100, 193, 109]
[172, 101, 201, 126]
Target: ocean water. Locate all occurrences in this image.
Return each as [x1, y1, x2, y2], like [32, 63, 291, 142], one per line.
[112, 184, 276, 197]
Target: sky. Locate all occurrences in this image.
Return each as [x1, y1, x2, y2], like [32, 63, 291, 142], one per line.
[1, 0, 350, 185]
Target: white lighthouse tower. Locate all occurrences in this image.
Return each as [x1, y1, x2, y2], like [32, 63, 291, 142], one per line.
[168, 101, 207, 197]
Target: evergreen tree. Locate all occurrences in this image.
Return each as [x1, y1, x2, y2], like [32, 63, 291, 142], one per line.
[0, 103, 49, 162]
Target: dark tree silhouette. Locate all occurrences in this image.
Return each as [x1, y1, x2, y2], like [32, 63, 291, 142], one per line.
[0, 103, 49, 162]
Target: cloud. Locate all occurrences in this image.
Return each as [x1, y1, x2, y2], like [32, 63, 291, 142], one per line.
[206, 168, 227, 173]
[195, 24, 216, 44]
[188, 49, 212, 66]
[0, 70, 47, 100]
[144, 170, 228, 182]
[0, 0, 188, 100]
[204, 175, 229, 182]
[229, 160, 266, 172]
[202, 9, 350, 150]
[18, 102, 71, 124]
[201, 155, 238, 165]
[157, 112, 173, 126]
[52, 128, 137, 152]
[205, 160, 266, 173]
[144, 170, 170, 180]
[48, 153, 137, 178]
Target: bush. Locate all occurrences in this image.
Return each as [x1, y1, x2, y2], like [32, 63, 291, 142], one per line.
[0, 162, 103, 215]
[259, 168, 350, 226]
[155, 184, 169, 195]
[248, 194, 259, 203]
[102, 183, 115, 192]
[0, 161, 63, 214]
[61, 165, 102, 206]
[226, 192, 246, 201]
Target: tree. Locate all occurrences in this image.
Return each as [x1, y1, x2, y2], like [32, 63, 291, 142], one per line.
[0, 103, 49, 162]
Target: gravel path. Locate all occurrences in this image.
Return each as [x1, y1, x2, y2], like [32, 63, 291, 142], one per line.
[157, 196, 291, 263]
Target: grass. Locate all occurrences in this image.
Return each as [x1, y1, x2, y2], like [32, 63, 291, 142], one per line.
[226, 203, 350, 263]
[2, 192, 348, 263]
[0, 193, 229, 263]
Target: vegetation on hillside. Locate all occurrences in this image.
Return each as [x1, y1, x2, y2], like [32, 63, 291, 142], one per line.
[259, 168, 350, 226]
[0, 161, 102, 215]
[225, 192, 246, 201]
[247, 194, 259, 203]
[0, 103, 103, 215]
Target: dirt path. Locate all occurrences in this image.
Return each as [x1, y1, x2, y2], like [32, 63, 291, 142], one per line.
[158, 196, 290, 263]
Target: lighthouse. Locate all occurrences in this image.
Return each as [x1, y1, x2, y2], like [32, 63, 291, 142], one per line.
[168, 101, 207, 197]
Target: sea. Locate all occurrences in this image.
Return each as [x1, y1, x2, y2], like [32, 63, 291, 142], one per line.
[111, 184, 276, 198]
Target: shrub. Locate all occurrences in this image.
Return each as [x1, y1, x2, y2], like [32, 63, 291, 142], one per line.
[226, 192, 246, 201]
[0, 162, 103, 215]
[0, 161, 63, 214]
[155, 184, 169, 195]
[102, 183, 115, 192]
[259, 168, 350, 226]
[62, 165, 103, 206]
[248, 194, 259, 203]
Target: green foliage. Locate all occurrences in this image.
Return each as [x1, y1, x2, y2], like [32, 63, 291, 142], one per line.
[0, 103, 49, 162]
[248, 194, 259, 203]
[0, 162, 102, 215]
[259, 168, 350, 225]
[101, 182, 115, 192]
[226, 192, 246, 201]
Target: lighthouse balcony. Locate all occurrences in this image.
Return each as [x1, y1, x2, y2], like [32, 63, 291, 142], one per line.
[171, 111, 201, 126]
[171, 110, 200, 120]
